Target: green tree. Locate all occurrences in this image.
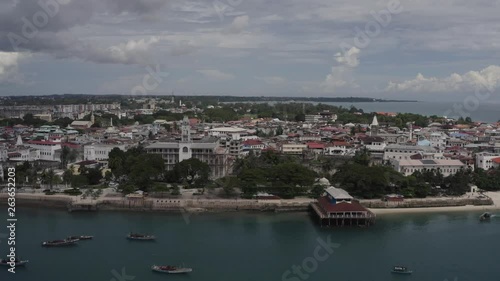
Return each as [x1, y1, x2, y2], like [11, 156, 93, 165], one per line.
[171, 158, 210, 191]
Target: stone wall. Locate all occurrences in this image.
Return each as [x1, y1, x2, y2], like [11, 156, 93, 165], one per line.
[361, 197, 493, 209]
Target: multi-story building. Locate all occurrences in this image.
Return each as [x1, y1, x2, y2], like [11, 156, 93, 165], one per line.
[281, 143, 307, 154]
[26, 139, 62, 162]
[383, 144, 444, 161]
[475, 152, 500, 170]
[324, 142, 354, 156]
[391, 159, 468, 177]
[83, 142, 130, 161]
[145, 117, 229, 179]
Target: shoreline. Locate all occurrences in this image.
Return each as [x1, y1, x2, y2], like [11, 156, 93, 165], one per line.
[2, 192, 499, 216]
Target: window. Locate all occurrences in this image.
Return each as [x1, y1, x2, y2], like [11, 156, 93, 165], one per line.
[183, 147, 188, 153]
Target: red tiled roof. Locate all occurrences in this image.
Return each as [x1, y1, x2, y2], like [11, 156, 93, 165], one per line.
[317, 196, 370, 213]
[27, 140, 61, 145]
[492, 157, 500, 164]
[307, 142, 325, 149]
[243, 139, 263, 146]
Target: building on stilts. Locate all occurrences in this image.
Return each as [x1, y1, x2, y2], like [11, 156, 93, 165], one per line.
[310, 179, 375, 227]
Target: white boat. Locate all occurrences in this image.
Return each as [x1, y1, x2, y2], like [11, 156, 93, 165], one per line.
[151, 265, 192, 274]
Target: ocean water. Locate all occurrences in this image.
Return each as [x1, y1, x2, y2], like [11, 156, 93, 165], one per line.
[1, 208, 499, 281]
[323, 101, 500, 123]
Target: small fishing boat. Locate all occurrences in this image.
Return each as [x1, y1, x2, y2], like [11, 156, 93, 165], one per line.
[479, 212, 492, 221]
[151, 265, 192, 274]
[391, 266, 412, 274]
[42, 239, 78, 247]
[0, 258, 29, 266]
[126, 233, 155, 241]
[67, 235, 93, 240]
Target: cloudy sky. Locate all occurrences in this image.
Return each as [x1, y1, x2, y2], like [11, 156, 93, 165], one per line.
[1, 0, 500, 101]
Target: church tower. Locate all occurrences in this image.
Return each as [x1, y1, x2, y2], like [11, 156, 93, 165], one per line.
[90, 111, 95, 125]
[370, 115, 379, 136]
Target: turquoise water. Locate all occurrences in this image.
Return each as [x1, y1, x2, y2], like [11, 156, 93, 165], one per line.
[1, 208, 499, 281]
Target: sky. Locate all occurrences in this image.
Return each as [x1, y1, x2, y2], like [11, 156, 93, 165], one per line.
[1, 0, 500, 101]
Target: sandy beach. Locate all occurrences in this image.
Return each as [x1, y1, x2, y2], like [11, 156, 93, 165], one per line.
[370, 192, 500, 215]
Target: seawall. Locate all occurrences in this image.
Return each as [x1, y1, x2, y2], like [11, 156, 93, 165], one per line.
[0, 193, 494, 213]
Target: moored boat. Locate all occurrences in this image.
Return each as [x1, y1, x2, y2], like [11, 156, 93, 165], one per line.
[0, 258, 29, 266]
[42, 239, 78, 247]
[67, 235, 93, 240]
[480, 212, 492, 221]
[391, 266, 412, 274]
[126, 233, 155, 241]
[151, 265, 192, 274]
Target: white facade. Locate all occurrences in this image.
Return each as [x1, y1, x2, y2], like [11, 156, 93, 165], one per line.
[475, 152, 500, 170]
[383, 145, 444, 161]
[281, 144, 307, 154]
[84, 143, 128, 161]
[27, 140, 61, 162]
[391, 159, 467, 177]
[429, 132, 447, 149]
[209, 127, 246, 140]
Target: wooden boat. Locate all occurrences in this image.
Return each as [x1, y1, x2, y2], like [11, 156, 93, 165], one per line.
[391, 266, 412, 274]
[126, 233, 155, 241]
[151, 265, 192, 274]
[480, 212, 491, 221]
[0, 258, 29, 266]
[67, 235, 93, 240]
[42, 239, 78, 247]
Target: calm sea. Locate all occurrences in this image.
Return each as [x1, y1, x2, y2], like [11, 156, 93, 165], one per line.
[236, 101, 500, 123]
[324, 102, 500, 123]
[1, 208, 499, 281]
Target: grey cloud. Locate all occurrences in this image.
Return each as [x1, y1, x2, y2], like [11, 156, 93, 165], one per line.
[0, 0, 168, 64]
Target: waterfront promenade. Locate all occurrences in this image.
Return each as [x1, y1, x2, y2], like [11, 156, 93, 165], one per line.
[1, 187, 498, 215]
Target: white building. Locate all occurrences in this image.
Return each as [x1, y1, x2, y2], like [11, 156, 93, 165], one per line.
[83, 143, 129, 161]
[26, 139, 61, 162]
[146, 117, 230, 179]
[475, 152, 500, 170]
[429, 132, 447, 149]
[324, 142, 355, 156]
[209, 127, 247, 140]
[391, 159, 468, 177]
[281, 144, 307, 154]
[383, 144, 444, 161]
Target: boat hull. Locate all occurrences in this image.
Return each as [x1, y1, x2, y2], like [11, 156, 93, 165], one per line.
[0, 260, 28, 267]
[151, 266, 192, 274]
[391, 271, 413, 274]
[42, 239, 78, 247]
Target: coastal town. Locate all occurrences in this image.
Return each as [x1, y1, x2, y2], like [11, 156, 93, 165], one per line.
[1, 95, 499, 223]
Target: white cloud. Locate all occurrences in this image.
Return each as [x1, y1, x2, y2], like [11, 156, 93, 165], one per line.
[321, 47, 361, 92]
[0, 51, 23, 83]
[386, 65, 500, 93]
[197, 69, 234, 81]
[334, 46, 360, 67]
[107, 37, 160, 64]
[224, 15, 250, 34]
[255, 76, 287, 85]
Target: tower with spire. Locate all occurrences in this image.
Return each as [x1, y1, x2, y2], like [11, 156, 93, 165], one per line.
[90, 111, 95, 125]
[370, 115, 379, 136]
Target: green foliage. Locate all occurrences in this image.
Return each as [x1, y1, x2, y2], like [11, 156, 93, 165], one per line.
[170, 158, 210, 190]
[234, 150, 317, 198]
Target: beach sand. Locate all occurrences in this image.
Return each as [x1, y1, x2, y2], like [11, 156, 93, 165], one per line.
[370, 192, 500, 215]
